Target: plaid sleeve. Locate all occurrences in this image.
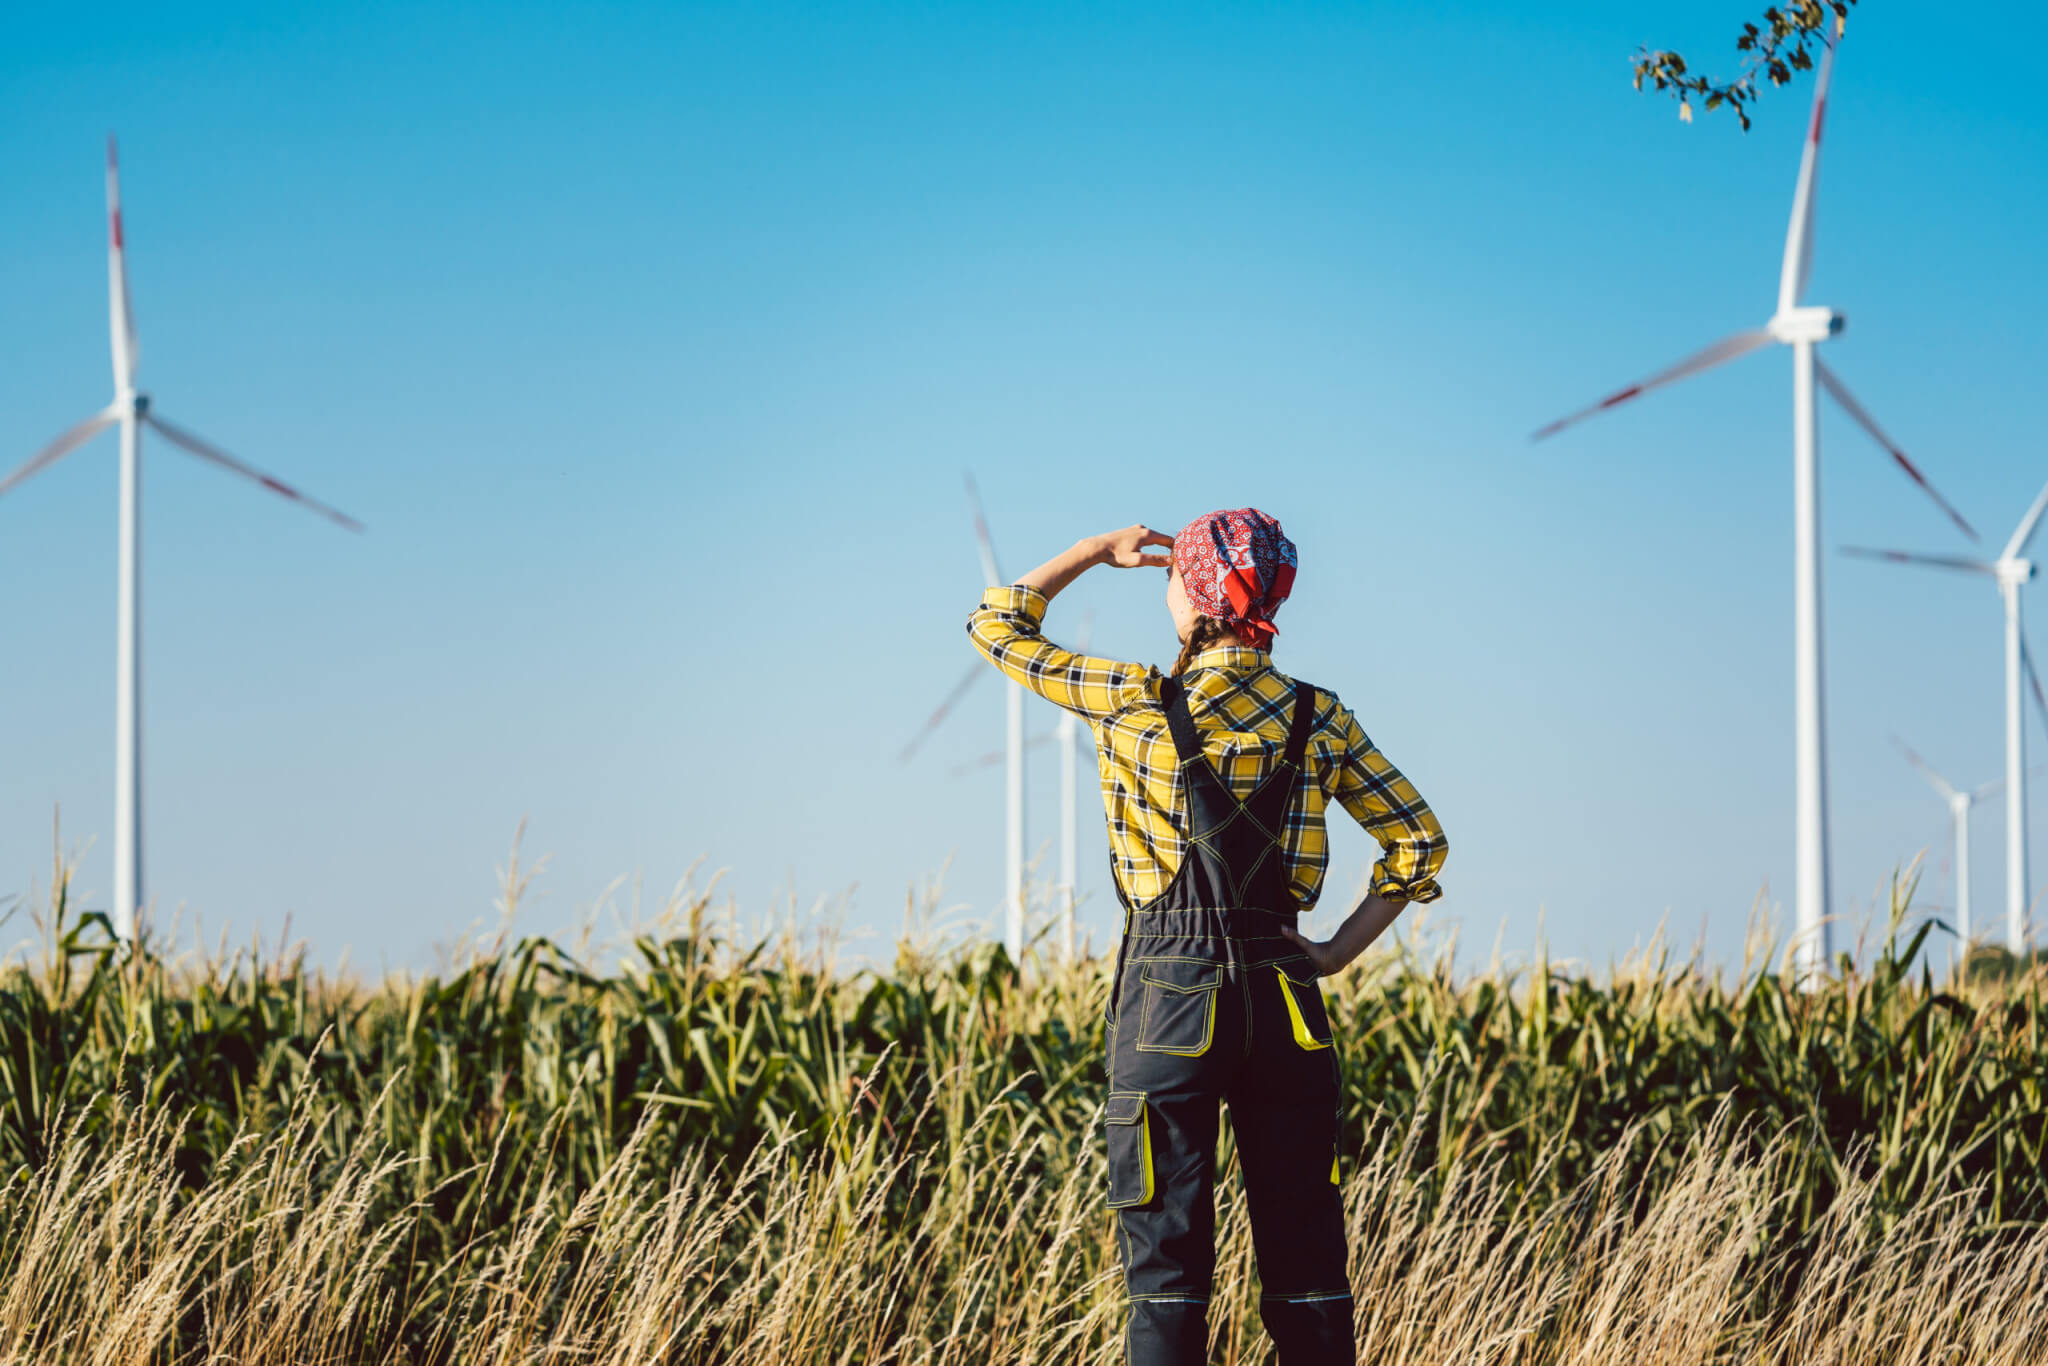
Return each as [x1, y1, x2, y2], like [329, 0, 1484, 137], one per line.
[1324, 698, 1447, 904]
[966, 585, 1150, 721]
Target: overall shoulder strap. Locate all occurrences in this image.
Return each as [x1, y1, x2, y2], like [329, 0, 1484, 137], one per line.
[1158, 675, 1206, 766]
[1283, 680, 1317, 767]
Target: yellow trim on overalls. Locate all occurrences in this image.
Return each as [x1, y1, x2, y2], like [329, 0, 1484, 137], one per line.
[1138, 1108, 1156, 1204]
[1277, 969, 1332, 1051]
[1106, 1094, 1157, 1209]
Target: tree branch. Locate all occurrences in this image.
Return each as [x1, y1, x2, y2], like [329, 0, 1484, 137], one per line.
[1633, 1, 1855, 131]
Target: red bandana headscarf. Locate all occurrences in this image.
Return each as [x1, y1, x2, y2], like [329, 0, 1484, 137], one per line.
[1172, 508, 1297, 651]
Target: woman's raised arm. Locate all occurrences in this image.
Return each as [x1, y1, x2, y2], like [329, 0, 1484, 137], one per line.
[964, 525, 1173, 721]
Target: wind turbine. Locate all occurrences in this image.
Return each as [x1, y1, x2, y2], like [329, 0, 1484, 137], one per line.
[1846, 479, 2048, 955]
[1, 138, 361, 942]
[1055, 613, 1094, 962]
[1531, 38, 1974, 979]
[899, 478, 1030, 956]
[945, 682, 1093, 962]
[965, 478, 1026, 958]
[1893, 737, 2002, 951]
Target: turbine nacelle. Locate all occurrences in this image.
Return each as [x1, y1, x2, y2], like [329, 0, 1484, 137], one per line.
[1996, 558, 2035, 589]
[1767, 306, 1843, 346]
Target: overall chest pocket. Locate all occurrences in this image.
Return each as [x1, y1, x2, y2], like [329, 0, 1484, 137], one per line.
[1135, 961, 1223, 1057]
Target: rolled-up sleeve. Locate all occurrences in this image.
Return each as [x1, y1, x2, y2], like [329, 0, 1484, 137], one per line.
[965, 586, 1149, 722]
[1328, 702, 1447, 904]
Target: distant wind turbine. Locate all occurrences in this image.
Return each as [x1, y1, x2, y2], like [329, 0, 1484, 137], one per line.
[899, 477, 1032, 957]
[1, 138, 361, 941]
[1056, 613, 1094, 962]
[923, 611, 1094, 962]
[1531, 38, 1974, 979]
[964, 477, 1026, 958]
[1847, 478, 2048, 955]
[1893, 737, 2003, 950]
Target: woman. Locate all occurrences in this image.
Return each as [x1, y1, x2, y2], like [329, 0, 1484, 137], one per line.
[965, 509, 1447, 1366]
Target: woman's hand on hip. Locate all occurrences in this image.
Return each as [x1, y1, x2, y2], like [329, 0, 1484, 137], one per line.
[1280, 927, 1350, 977]
[1281, 892, 1410, 977]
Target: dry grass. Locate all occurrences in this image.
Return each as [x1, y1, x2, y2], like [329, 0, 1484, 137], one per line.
[2, 847, 2045, 1363]
[3, 1086, 2046, 1364]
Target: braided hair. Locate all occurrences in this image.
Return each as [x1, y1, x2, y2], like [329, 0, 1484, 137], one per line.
[1171, 615, 1247, 679]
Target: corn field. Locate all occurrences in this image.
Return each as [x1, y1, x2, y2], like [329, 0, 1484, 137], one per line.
[1, 856, 2046, 1364]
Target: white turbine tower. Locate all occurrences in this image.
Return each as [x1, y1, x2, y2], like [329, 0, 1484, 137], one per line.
[1846, 478, 2048, 955]
[1, 138, 361, 942]
[1532, 39, 1975, 979]
[1893, 738, 2002, 952]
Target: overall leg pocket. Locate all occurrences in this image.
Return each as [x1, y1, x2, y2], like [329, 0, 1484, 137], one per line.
[1276, 964, 1333, 1051]
[1134, 962, 1223, 1057]
[1105, 1090, 1156, 1209]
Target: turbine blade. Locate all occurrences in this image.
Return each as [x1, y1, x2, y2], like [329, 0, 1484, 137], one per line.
[2024, 639, 2048, 741]
[1971, 767, 2043, 803]
[106, 135, 137, 389]
[2001, 476, 2048, 563]
[143, 413, 364, 532]
[950, 748, 1007, 778]
[1814, 360, 1979, 543]
[1891, 734, 1957, 800]
[0, 408, 118, 498]
[899, 661, 985, 764]
[949, 729, 1059, 778]
[1777, 39, 1839, 313]
[1530, 328, 1774, 442]
[963, 473, 1004, 586]
[1839, 546, 1996, 576]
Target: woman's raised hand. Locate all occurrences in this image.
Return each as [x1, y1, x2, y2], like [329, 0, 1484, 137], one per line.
[1095, 525, 1176, 569]
[1016, 525, 1174, 599]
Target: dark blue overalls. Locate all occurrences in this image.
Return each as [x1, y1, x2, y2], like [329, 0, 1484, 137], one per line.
[1105, 675, 1352, 1365]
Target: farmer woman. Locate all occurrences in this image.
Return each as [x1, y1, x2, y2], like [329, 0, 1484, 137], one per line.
[966, 510, 1447, 1366]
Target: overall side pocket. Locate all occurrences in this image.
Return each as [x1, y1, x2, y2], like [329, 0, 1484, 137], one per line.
[1105, 1090, 1155, 1209]
[1276, 964, 1334, 1051]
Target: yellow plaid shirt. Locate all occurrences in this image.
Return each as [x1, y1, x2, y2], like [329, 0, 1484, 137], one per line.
[966, 586, 1446, 913]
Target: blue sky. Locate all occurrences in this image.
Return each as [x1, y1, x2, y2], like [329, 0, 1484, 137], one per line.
[4, 1, 2046, 972]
